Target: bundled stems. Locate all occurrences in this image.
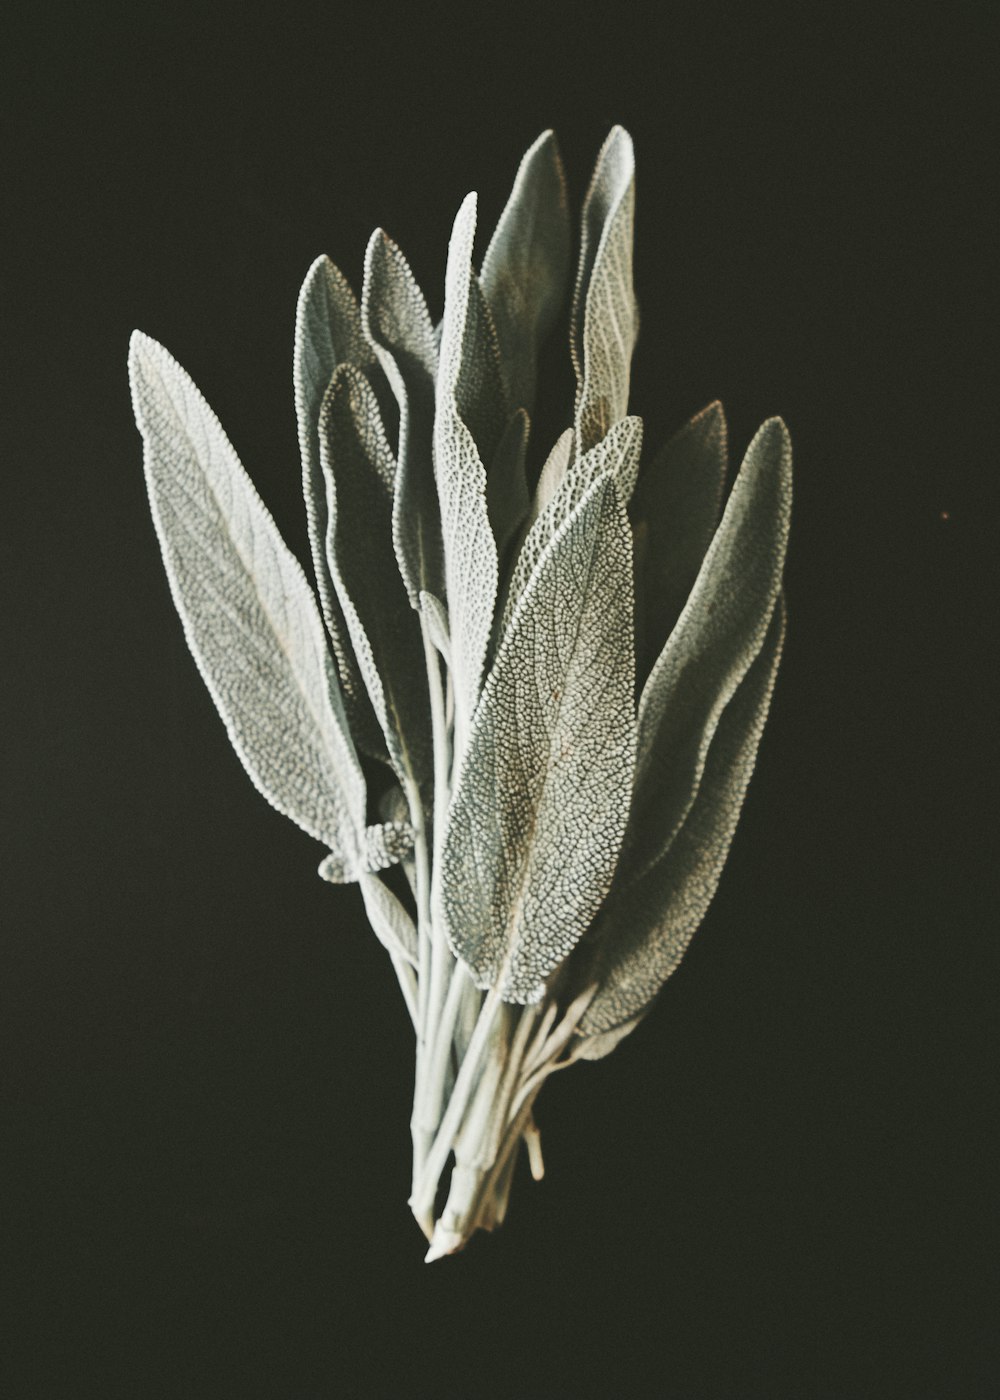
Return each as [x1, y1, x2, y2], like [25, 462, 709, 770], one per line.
[403, 607, 598, 1257]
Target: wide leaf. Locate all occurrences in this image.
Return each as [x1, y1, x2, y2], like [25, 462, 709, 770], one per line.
[129, 332, 376, 874]
[622, 416, 792, 883]
[440, 475, 636, 1004]
[499, 414, 643, 636]
[576, 596, 786, 1040]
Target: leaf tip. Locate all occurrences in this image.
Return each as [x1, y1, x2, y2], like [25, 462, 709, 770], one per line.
[128, 328, 158, 374]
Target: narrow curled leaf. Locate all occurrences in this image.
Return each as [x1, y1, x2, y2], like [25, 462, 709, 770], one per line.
[294, 255, 388, 761]
[480, 129, 571, 416]
[570, 126, 637, 455]
[358, 872, 419, 967]
[500, 415, 643, 635]
[486, 407, 531, 561]
[461, 272, 510, 467]
[631, 400, 729, 684]
[319, 364, 432, 788]
[361, 230, 443, 604]
[317, 820, 415, 884]
[435, 194, 500, 755]
[622, 417, 792, 883]
[577, 597, 786, 1038]
[441, 476, 636, 1004]
[128, 331, 370, 872]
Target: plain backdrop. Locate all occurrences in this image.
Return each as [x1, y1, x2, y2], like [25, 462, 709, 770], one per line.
[2, 3, 995, 1396]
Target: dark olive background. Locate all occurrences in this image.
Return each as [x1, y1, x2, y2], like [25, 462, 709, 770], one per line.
[2, 2, 994, 1396]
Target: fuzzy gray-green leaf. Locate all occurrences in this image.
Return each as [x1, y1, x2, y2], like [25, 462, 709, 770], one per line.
[293, 255, 388, 761]
[571, 126, 637, 455]
[319, 363, 432, 789]
[500, 415, 643, 635]
[441, 475, 636, 1004]
[573, 1012, 645, 1062]
[622, 417, 792, 883]
[461, 271, 509, 467]
[358, 871, 419, 967]
[577, 597, 786, 1037]
[480, 129, 571, 416]
[419, 590, 451, 665]
[530, 428, 574, 524]
[361, 230, 444, 605]
[435, 193, 500, 756]
[129, 331, 369, 871]
[317, 820, 415, 884]
[631, 400, 728, 684]
[486, 407, 531, 561]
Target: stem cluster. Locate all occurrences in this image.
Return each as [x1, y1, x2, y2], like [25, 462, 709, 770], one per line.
[388, 613, 595, 1261]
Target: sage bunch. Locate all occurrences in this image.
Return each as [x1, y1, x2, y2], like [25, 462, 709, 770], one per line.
[128, 127, 792, 1260]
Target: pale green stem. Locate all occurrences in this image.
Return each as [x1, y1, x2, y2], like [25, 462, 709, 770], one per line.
[425, 985, 599, 1257]
[409, 982, 503, 1231]
[408, 613, 453, 1203]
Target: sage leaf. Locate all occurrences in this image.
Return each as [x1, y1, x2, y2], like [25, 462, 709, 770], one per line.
[441, 475, 636, 1004]
[316, 819, 415, 884]
[480, 128, 571, 416]
[377, 782, 411, 827]
[500, 414, 643, 635]
[529, 427, 574, 525]
[462, 271, 510, 467]
[129, 331, 371, 872]
[294, 255, 388, 761]
[572, 1012, 645, 1062]
[570, 126, 637, 456]
[622, 416, 792, 883]
[361, 230, 444, 604]
[358, 871, 419, 967]
[577, 597, 786, 1037]
[319, 364, 432, 789]
[631, 400, 728, 683]
[419, 590, 451, 665]
[435, 194, 500, 755]
[486, 407, 531, 561]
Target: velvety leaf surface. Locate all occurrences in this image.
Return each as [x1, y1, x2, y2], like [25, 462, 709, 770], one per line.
[500, 415, 643, 635]
[129, 331, 369, 871]
[441, 476, 636, 1004]
[631, 400, 728, 683]
[577, 597, 786, 1037]
[486, 407, 531, 562]
[434, 193, 500, 756]
[480, 128, 571, 417]
[319, 364, 432, 789]
[570, 126, 638, 455]
[623, 417, 792, 882]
